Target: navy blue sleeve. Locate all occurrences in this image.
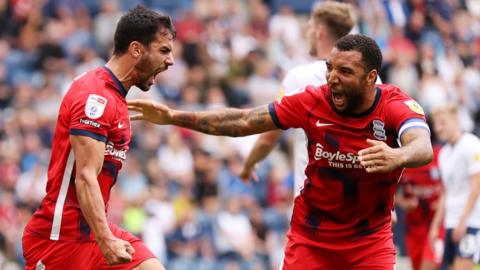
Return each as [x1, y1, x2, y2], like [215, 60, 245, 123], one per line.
[268, 103, 287, 130]
[70, 129, 107, 143]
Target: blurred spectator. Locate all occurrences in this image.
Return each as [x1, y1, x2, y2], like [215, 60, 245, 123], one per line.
[93, 0, 122, 55]
[157, 127, 195, 193]
[214, 196, 255, 265]
[143, 186, 176, 263]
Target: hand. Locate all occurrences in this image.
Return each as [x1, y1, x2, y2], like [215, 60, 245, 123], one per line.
[128, 99, 172, 125]
[452, 221, 467, 243]
[358, 139, 403, 173]
[98, 236, 135, 265]
[428, 224, 439, 245]
[238, 164, 258, 183]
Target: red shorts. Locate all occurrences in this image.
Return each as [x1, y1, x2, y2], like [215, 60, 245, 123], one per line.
[23, 224, 156, 270]
[405, 225, 444, 270]
[281, 228, 396, 270]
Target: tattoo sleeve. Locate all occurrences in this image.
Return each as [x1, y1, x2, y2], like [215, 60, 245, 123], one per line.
[171, 105, 278, 136]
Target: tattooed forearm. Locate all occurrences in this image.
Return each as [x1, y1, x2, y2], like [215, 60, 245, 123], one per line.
[171, 106, 276, 137]
[247, 107, 269, 126]
[174, 113, 197, 127]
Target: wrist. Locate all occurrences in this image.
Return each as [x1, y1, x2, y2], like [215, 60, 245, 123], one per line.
[96, 231, 115, 243]
[243, 160, 255, 170]
[458, 216, 468, 226]
[397, 149, 407, 168]
[168, 109, 176, 125]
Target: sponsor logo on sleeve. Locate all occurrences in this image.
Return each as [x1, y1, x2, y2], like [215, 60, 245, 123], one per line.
[403, 100, 425, 115]
[79, 118, 101, 128]
[474, 153, 480, 162]
[85, 94, 107, 119]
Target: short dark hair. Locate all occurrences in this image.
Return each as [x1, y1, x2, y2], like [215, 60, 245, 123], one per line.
[113, 5, 176, 55]
[334, 34, 382, 73]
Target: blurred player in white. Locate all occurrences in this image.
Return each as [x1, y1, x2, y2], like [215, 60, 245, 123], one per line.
[430, 103, 480, 270]
[239, 1, 357, 196]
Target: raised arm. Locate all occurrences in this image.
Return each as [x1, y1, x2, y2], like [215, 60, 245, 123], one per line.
[128, 99, 279, 137]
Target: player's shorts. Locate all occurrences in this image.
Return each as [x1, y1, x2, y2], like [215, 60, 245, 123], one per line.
[281, 228, 396, 270]
[443, 227, 480, 266]
[23, 224, 156, 270]
[405, 224, 444, 270]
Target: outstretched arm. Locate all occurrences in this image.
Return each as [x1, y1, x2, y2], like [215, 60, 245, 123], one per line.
[128, 99, 279, 137]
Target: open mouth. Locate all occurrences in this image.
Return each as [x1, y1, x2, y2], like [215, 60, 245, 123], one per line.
[148, 69, 164, 85]
[332, 92, 346, 108]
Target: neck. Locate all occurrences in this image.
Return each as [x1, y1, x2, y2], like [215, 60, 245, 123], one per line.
[315, 38, 334, 60]
[105, 55, 136, 91]
[448, 129, 463, 145]
[353, 85, 377, 114]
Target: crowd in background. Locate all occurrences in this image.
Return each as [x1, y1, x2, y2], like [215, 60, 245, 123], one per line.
[0, 0, 479, 269]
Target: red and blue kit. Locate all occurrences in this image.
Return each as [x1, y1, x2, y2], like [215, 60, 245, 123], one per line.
[269, 84, 429, 269]
[401, 146, 443, 270]
[23, 67, 154, 269]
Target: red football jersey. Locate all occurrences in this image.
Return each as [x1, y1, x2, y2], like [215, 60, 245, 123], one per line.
[25, 67, 131, 241]
[269, 84, 429, 244]
[400, 145, 442, 231]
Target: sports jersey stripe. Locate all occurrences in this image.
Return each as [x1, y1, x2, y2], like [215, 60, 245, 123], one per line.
[268, 102, 286, 129]
[70, 129, 107, 143]
[398, 118, 430, 139]
[50, 151, 74, 240]
[103, 66, 127, 97]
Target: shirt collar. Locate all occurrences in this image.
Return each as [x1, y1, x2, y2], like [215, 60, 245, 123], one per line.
[103, 66, 128, 98]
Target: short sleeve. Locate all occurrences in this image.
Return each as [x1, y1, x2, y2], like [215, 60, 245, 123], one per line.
[268, 86, 315, 129]
[386, 92, 429, 139]
[68, 84, 116, 143]
[465, 137, 480, 175]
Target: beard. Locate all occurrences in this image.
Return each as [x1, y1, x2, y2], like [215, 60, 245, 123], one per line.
[134, 56, 157, 92]
[343, 89, 364, 113]
[331, 76, 369, 114]
[137, 81, 151, 92]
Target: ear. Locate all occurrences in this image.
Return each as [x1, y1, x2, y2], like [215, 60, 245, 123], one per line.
[366, 70, 377, 85]
[316, 23, 326, 40]
[128, 41, 143, 59]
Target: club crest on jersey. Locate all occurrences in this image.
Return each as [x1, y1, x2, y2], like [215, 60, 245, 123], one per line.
[404, 100, 425, 115]
[85, 94, 107, 119]
[372, 119, 386, 141]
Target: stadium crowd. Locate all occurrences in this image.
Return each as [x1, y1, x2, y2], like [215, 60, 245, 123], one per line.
[0, 0, 479, 269]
